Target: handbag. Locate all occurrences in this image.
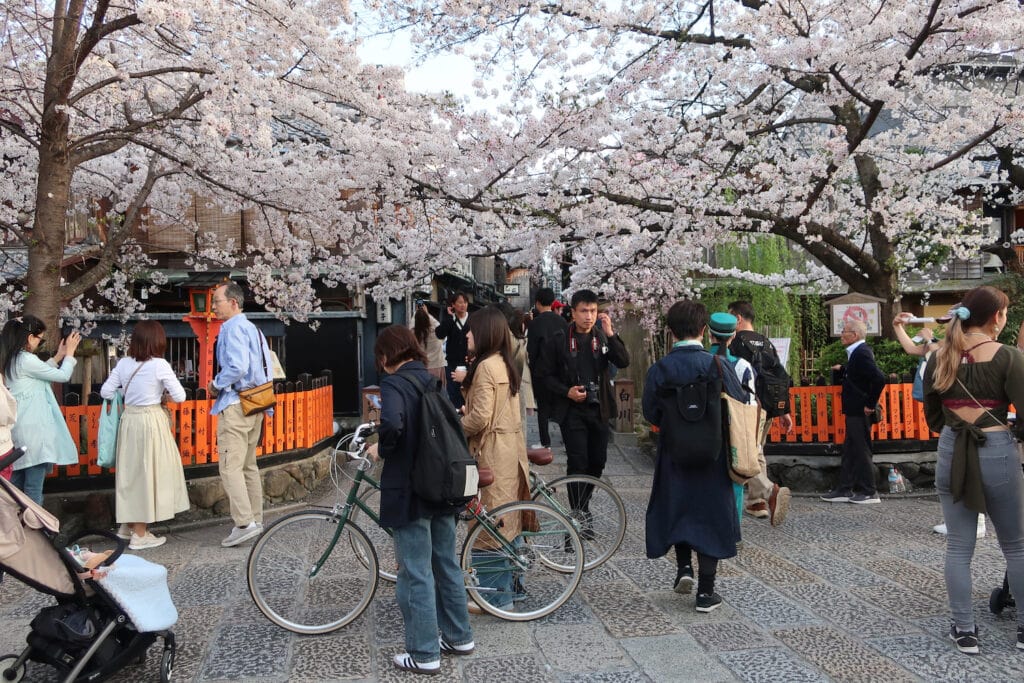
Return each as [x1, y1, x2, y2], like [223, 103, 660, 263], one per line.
[237, 330, 276, 416]
[97, 362, 145, 468]
[722, 391, 761, 484]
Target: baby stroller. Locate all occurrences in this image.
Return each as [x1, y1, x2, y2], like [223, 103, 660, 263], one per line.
[0, 448, 176, 682]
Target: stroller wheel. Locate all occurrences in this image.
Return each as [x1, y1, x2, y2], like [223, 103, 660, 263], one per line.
[989, 586, 1009, 615]
[160, 635, 175, 683]
[0, 655, 25, 683]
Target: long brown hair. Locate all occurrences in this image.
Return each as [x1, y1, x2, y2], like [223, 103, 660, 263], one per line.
[413, 306, 432, 347]
[932, 285, 1009, 393]
[463, 306, 520, 396]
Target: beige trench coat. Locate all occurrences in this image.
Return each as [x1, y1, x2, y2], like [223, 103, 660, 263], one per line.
[462, 354, 530, 542]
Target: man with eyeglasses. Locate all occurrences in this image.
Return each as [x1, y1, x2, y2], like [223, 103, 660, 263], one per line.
[208, 281, 274, 547]
[821, 319, 887, 505]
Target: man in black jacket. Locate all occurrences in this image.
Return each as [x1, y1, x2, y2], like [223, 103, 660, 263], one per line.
[527, 287, 568, 451]
[536, 289, 630, 515]
[435, 291, 470, 409]
[822, 319, 887, 504]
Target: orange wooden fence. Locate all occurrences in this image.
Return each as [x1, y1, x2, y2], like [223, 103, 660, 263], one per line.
[55, 374, 334, 479]
[766, 382, 934, 444]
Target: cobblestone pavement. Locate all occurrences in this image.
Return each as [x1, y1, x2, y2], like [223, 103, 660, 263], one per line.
[2, 421, 1023, 682]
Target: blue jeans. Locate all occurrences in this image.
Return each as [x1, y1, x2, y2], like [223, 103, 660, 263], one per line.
[936, 427, 1024, 630]
[11, 463, 50, 505]
[392, 514, 473, 663]
[470, 548, 516, 609]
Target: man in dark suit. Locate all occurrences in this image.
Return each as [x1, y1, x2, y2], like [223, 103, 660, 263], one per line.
[527, 287, 568, 451]
[435, 291, 470, 409]
[822, 319, 887, 504]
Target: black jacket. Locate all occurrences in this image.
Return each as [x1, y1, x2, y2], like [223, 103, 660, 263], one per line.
[526, 311, 569, 398]
[536, 324, 630, 423]
[435, 314, 469, 368]
[832, 343, 886, 416]
[378, 361, 462, 528]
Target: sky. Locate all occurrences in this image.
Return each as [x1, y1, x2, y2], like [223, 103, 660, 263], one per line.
[356, 25, 478, 101]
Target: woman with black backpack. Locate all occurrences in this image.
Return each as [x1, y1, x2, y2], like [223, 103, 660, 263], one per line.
[372, 326, 474, 674]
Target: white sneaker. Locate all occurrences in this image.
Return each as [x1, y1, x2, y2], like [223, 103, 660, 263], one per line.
[129, 532, 167, 550]
[932, 518, 987, 538]
[221, 522, 261, 547]
[116, 524, 132, 540]
[393, 653, 440, 673]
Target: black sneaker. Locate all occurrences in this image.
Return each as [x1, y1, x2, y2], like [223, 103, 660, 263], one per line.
[948, 624, 979, 655]
[696, 592, 723, 612]
[820, 489, 851, 503]
[673, 566, 695, 594]
[1017, 625, 1023, 651]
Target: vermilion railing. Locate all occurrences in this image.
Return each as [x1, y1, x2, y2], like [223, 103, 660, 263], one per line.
[766, 382, 935, 444]
[55, 373, 334, 479]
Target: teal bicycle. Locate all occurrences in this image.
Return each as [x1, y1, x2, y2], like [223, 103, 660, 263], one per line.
[246, 423, 584, 633]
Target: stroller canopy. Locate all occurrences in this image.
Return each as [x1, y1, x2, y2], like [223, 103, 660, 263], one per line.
[0, 476, 76, 596]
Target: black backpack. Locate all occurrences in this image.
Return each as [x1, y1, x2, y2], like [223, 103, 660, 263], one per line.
[656, 357, 724, 468]
[397, 372, 479, 505]
[733, 333, 791, 418]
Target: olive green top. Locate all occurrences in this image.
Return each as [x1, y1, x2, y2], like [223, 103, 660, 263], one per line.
[923, 344, 1024, 513]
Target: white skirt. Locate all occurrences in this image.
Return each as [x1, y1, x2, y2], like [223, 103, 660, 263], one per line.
[115, 405, 189, 524]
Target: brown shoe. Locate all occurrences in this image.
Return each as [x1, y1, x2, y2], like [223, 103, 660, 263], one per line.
[768, 484, 791, 527]
[744, 502, 769, 519]
[467, 601, 485, 616]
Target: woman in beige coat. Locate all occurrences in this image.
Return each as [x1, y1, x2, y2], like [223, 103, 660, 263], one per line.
[460, 306, 531, 611]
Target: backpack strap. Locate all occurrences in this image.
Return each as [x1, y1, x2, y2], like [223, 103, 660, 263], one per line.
[394, 369, 439, 395]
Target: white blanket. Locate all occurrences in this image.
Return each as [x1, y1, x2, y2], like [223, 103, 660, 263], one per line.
[95, 553, 178, 632]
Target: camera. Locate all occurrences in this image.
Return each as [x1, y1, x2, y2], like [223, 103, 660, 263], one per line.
[584, 381, 601, 405]
[415, 298, 428, 308]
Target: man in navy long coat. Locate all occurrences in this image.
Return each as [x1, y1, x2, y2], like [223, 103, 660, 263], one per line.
[643, 300, 745, 613]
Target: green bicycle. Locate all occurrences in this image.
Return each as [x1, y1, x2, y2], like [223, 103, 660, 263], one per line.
[246, 423, 584, 634]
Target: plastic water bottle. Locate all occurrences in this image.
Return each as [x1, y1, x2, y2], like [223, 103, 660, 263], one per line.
[888, 466, 900, 494]
[896, 468, 910, 493]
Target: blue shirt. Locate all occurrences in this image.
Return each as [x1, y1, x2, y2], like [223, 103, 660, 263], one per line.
[211, 314, 273, 415]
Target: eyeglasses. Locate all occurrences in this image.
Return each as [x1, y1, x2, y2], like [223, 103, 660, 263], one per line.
[211, 298, 228, 304]
[32, 334, 45, 342]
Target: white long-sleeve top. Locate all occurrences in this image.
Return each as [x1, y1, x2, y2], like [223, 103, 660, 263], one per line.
[101, 357, 186, 406]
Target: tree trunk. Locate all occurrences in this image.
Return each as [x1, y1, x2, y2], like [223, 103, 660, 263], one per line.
[26, 143, 72, 353]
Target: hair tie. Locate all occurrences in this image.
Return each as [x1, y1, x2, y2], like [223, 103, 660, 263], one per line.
[954, 306, 970, 321]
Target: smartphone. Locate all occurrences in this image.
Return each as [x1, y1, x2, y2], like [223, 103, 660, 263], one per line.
[60, 325, 78, 341]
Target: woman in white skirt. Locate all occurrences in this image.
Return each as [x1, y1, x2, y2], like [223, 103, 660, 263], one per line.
[100, 321, 189, 550]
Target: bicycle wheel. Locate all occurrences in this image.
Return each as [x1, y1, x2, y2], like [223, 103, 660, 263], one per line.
[247, 510, 378, 634]
[533, 474, 626, 571]
[461, 501, 583, 621]
[349, 486, 399, 583]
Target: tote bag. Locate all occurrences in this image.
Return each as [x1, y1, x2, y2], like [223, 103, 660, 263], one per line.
[97, 392, 123, 468]
[722, 392, 761, 484]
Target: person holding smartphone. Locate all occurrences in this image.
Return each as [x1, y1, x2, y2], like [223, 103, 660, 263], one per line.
[0, 315, 80, 504]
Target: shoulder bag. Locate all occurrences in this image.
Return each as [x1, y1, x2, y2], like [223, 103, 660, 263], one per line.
[238, 330, 276, 416]
[97, 361, 146, 468]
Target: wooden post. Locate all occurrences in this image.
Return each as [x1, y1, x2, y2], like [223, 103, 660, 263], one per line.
[362, 385, 382, 424]
[613, 379, 635, 433]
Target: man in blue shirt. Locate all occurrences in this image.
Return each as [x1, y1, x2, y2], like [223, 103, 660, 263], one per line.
[208, 281, 274, 547]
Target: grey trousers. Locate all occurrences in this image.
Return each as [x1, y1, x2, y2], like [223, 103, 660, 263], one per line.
[936, 427, 1024, 631]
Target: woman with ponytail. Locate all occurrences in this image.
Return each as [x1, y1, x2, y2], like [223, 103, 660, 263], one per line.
[923, 285, 1024, 655]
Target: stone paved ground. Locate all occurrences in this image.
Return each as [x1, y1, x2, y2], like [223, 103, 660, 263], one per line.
[2, 419, 1023, 682]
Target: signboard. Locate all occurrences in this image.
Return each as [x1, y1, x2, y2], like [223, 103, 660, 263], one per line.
[502, 283, 520, 296]
[769, 338, 791, 367]
[831, 302, 880, 336]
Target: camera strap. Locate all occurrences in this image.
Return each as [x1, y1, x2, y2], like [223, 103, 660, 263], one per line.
[567, 324, 600, 358]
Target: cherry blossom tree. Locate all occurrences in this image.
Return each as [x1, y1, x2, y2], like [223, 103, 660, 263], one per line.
[372, 0, 1024, 328]
[0, 0, 469, 335]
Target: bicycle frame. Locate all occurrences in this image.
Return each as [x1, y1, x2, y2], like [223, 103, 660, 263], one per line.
[307, 459, 382, 578]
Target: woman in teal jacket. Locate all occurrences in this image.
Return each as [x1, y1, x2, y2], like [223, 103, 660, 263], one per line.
[0, 315, 81, 504]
